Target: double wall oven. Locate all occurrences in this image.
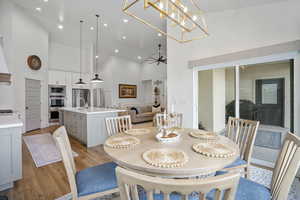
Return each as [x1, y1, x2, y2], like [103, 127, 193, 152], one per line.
[49, 86, 65, 123]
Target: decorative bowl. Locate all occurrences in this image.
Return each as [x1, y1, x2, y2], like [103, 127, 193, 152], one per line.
[156, 132, 180, 143]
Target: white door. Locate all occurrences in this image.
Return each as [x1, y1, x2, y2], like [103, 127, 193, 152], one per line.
[25, 79, 41, 132]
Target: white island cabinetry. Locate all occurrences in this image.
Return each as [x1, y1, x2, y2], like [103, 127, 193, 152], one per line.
[60, 107, 125, 147]
[0, 115, 23, 191]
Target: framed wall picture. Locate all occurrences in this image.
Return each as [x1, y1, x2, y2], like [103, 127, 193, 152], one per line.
[119, 84, 137, 98]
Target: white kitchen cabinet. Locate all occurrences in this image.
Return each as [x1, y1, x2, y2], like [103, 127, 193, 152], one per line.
[48, 70, 67, 85]
[0, 119, 23, 191]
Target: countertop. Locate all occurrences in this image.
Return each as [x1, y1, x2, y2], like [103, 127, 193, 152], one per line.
[0, 114, 23, 129]
[59, 107, 126, 115]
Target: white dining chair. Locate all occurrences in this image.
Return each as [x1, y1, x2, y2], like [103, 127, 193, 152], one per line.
[222, 117, 259, 178]
[53, 126, 119, 200]
[116, 166, 240, 200]
[218, 132, 300, 200]
[105, 115, 132, 136]
[154, 113, 183, 128]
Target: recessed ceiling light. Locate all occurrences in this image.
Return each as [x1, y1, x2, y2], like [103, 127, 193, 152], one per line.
[43, 0, 48, 2]
[158, 33, 162, 37]
[122, 36, 127, 40]
[123, 19, 129, 23]
[35, 7, 42, 12]
[114, 49, 119, 53]
[90, 26, 94, 30]
[137, 56, 142, 60]
[103, 23, 108, 27]
[57, 24, 64, 30]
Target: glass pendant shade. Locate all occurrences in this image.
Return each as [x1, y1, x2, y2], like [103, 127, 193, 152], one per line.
[91, 74, 104, 83]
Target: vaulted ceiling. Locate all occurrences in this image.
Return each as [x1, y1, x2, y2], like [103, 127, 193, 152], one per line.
[11, 0, 286, 62]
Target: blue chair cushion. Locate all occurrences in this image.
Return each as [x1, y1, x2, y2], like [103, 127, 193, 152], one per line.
[75, 162, 118, 197]
[225, 157, 247, 169]
[235, 177, 271, 200]
[208, 172, 271, 200]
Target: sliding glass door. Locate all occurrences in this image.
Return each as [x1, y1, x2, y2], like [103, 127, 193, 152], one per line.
[198, 60, 293, 132]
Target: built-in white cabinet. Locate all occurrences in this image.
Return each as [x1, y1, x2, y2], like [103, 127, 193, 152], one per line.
[48, 70, 91, 108]
[0, 125, 22, 191]
[48, 70, 67, 85]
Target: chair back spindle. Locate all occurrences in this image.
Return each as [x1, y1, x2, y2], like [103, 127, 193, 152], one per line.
[226, 117, 259, 163]
[154, 113, 183, 128]
[106, 115, 132, 136]
[271, 133, 300, 200]
[116, 167, 240, 200]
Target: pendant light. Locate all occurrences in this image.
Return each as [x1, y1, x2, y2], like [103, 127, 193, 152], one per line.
[76, 20, 86, 85]
[91, 14, 104, 83]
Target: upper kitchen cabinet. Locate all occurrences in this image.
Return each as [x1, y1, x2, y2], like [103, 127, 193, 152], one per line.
[48, 70, 67, 85]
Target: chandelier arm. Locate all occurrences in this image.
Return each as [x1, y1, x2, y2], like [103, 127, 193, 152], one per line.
[190, 0, 203, 13]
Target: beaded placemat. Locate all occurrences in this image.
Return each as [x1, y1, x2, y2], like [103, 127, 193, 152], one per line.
[105, 135, 140, 149]
[189, 130, 219, 141]
[143, 148, 188, 168]
[192, 142, 235, 158]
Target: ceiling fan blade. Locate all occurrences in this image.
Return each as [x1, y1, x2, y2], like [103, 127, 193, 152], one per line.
[149, 60, 157, 64]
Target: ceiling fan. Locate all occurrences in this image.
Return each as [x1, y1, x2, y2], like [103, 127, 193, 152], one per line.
[144, 44, 167, 66]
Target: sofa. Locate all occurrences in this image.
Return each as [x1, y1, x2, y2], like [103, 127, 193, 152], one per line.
[128, 105, 156, 124]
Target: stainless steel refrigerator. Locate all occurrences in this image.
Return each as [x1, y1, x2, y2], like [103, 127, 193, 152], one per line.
[72, 89, 90, 107]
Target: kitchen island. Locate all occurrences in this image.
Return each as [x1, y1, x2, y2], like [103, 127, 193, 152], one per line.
[60, 107, 125, 147]
[0, 114, 23, 191]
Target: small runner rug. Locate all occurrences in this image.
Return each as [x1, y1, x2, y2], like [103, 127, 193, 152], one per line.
[23, 133, 78, 168]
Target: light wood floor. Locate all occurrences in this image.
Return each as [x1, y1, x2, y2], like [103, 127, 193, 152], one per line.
[0, 122, 152, 200]
[0, 122, 272, 200]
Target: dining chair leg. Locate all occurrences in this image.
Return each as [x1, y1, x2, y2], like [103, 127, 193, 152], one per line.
[244, 166, 249, 179]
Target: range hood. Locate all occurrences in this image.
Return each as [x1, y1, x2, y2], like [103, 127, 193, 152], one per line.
[0, 35, 11, 83]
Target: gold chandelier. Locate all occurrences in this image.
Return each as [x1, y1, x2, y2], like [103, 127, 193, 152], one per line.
[122, 0, 209, 43]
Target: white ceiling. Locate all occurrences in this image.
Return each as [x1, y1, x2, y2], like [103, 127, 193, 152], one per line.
[11, 0, 286, 62]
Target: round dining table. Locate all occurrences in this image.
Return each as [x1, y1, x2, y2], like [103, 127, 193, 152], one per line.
[104, 127, 239, 178]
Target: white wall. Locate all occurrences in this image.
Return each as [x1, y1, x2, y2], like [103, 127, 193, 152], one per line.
[94, 56, 167, 107]
[49, 42, 91, 74]
[99, 56, 143, 106]
[0, 0, 14, 110]
[0, 0, 49, 131]
[141, 62, 167, 81]
[13, 4, 49, 130]
[198, 70, 213, 130]
[198, 69, 225, 132]
[167, 0, 300, 132]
